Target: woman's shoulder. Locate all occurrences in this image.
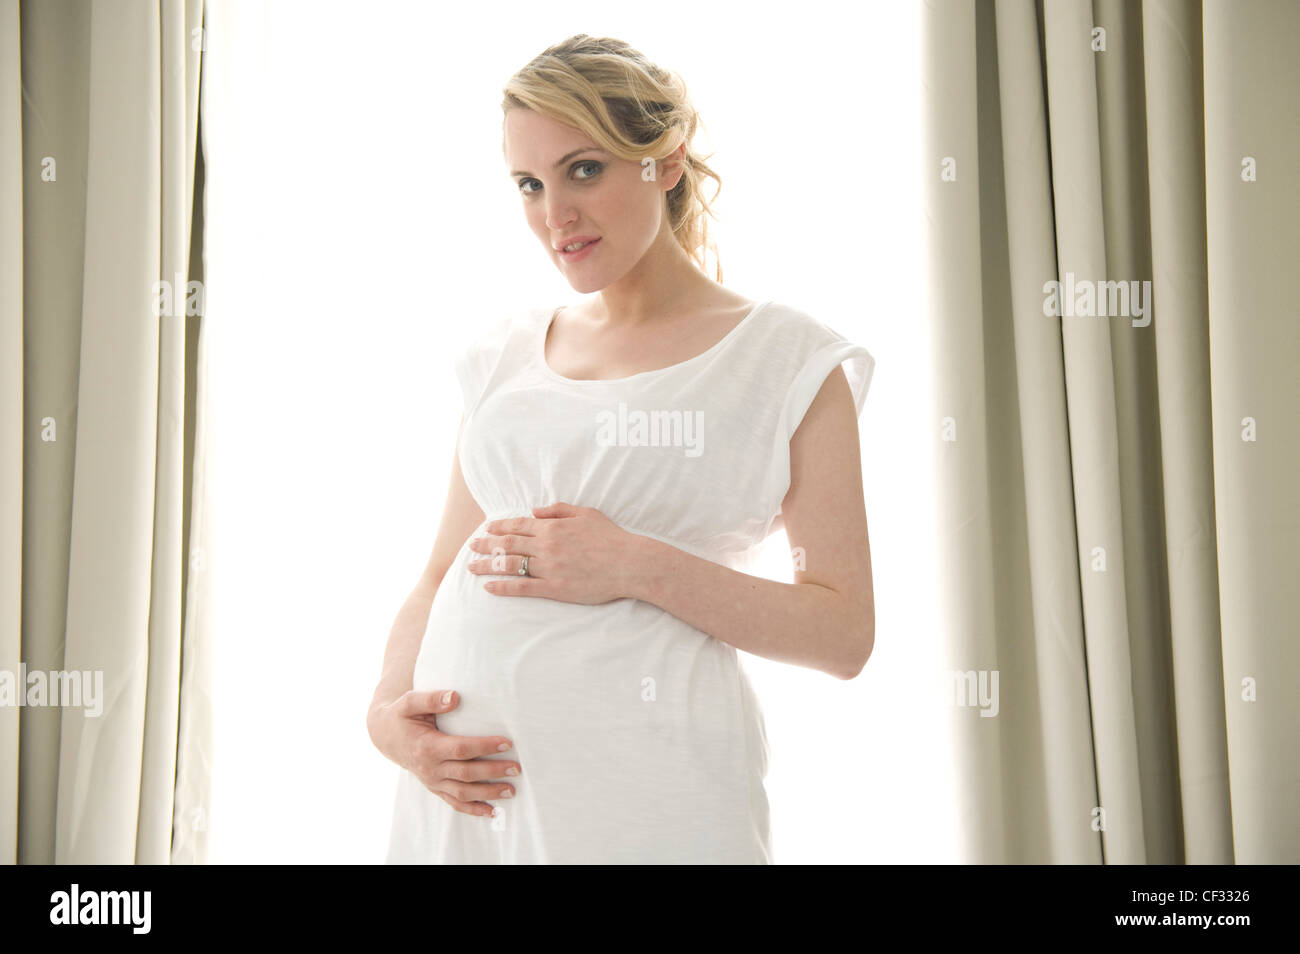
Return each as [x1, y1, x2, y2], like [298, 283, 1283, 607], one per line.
[758, 301, 875, 431]
[453, 304, 548, 416]
[751, 299, 863, 355]
[458, 304, 546, 354]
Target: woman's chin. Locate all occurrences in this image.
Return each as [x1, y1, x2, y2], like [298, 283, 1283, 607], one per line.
[562, 275, 608, 294]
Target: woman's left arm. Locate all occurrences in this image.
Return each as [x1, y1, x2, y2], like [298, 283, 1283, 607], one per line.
[630, 365, 874, 679]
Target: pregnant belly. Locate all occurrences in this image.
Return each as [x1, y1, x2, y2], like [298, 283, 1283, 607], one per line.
[415, 558, 737, 728]
[411, 557, 761, 819]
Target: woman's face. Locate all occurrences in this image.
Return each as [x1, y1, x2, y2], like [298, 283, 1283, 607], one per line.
[504, 107, 679, 294]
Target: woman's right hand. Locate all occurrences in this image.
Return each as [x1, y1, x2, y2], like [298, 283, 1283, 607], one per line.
[367, 689, 521, 818]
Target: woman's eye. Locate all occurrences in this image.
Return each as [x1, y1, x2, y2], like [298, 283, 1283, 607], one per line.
[517, 161, 602, 196]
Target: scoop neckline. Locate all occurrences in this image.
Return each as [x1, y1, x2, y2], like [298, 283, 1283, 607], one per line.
[536, 299, 772, 385]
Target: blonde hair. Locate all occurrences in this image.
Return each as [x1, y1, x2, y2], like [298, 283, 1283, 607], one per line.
[502, 34, 723, 282]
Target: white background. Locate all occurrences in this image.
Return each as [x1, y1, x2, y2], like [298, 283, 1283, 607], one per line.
[199, 0, 952, 863]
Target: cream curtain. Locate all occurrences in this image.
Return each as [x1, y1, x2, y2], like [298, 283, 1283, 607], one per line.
[924, 0, 1299, 864]
[1, 0, 211, 864]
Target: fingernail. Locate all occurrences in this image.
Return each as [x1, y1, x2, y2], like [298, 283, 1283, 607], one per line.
[442, 691, 453, 705]
[499, 788, 513, 799]
[497, 741, 511, 751]
[505, 766, 519, 776]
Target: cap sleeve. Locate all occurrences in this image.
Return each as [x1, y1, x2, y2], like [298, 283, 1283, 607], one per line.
[777, 335, 875, 441]
[760, 311, 875, 529]
[452, 313, 516, 418]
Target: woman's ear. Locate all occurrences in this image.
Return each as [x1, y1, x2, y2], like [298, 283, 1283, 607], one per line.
[655, 142, 688, 192]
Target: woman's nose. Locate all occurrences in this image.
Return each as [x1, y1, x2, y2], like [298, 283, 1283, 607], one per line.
[545, 198, 576, 230]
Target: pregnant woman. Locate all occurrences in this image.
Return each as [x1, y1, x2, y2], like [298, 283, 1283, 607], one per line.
[369, 34, 876, 864]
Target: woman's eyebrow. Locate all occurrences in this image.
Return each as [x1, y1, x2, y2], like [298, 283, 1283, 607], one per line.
[510, 148, 605, 177]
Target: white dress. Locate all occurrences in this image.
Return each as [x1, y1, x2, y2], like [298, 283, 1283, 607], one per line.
[385, 299, 874, 864]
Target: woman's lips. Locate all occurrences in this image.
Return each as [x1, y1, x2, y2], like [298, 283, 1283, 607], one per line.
[558, 238, 600, 262]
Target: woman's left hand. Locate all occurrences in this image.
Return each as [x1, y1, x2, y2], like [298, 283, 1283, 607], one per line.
[465, 502, 644, 605]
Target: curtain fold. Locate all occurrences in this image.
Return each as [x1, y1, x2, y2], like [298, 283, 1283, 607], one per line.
[924, 0, 1298, 863]
[1141, 0, 1231, 864]
[0, 0, 22, 866]
[1, 0, 210, 865]
[1201, 0, 1300, 864]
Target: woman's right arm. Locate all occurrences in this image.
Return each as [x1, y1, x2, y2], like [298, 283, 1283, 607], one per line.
[366, 417, 521, 817]
[369, 417, 483, 709]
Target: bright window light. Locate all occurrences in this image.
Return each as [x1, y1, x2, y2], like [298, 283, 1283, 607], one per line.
[199, 0, 946, 863]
